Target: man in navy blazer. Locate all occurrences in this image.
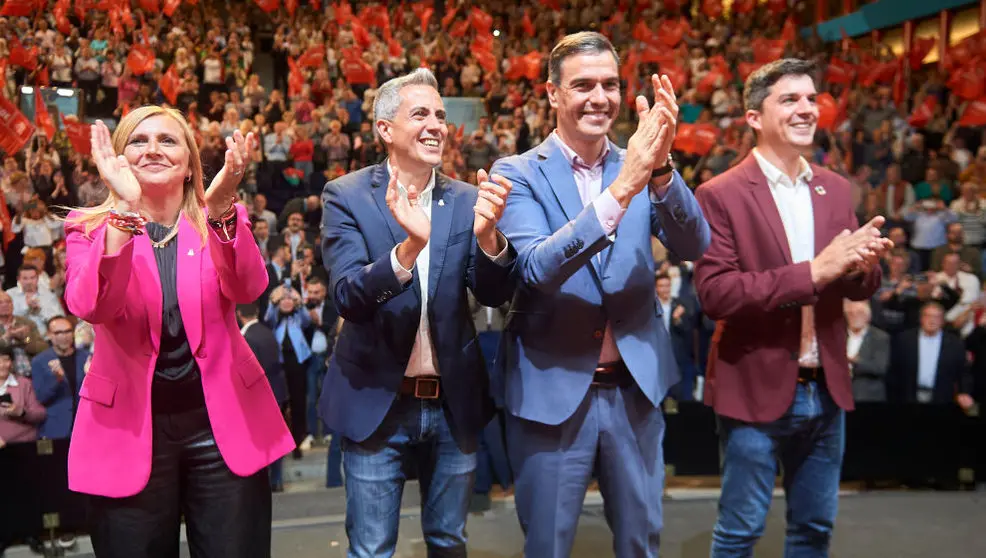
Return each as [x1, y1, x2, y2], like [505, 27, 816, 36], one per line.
[490, 32, 710, 557]
[30, 316, 90, 440]
[318, 68, 515, 557]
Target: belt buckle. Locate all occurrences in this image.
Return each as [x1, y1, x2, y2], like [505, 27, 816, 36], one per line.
[414, 378, 440, 399]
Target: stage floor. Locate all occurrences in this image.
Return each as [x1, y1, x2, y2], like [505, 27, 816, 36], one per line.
[9, 489, 985, 557]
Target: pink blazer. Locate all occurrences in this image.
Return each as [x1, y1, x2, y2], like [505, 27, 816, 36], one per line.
[63, 204, 294, 498]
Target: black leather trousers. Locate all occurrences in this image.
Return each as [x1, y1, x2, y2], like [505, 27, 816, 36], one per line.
[88, 375, 272, 558]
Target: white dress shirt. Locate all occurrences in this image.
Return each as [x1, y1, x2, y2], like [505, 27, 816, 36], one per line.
[388, 160, 509, 377]
[940, 270, 980, 337]
[847, 327, 867, 365]
[660, 298, 674, 334]
[0, 373, 18, 397]
[240, 318, 259, 336]
[753, 148, 819, 367]
[917, 331, 943, 403]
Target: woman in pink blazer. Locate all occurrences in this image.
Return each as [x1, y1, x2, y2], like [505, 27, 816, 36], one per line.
[64, 106, 294, 558]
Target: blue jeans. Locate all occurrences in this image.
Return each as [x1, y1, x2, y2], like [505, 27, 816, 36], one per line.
[325, 432, 343, 488]
[342, 398, 476, 558]
[711, 381, 845, 558]
[307, 353, 327, 437]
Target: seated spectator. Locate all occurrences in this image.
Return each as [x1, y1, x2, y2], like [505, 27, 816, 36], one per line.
[0, 343, 46, 446]
[31, 316, 90, 440]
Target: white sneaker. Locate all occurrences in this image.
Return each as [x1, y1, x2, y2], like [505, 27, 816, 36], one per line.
[299, 435, 313, 452]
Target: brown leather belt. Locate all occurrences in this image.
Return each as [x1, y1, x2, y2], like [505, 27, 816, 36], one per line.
[797, 367, 824, 384]
[401, 376, 442, 399]
[591, 361, 633, 388]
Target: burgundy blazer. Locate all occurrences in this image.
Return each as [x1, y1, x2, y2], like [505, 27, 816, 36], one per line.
[693, 154, 881, 423]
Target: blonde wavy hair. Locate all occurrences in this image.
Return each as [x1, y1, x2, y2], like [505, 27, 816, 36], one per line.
[66, 105, 209, 245]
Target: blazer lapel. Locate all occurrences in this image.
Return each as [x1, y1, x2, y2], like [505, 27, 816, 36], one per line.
[598, 144, 624, 277]
[807, 169, 832, 257]
[537, 139, 586, 224]
[370, 162, 409, 246]
[536, 137, 604, 281]
[428, 174, 454, 302]
[176, 217, 204, 355]
[370, 161, 421, 303]
[133, 231, 163, 356]
[743, 155, 793, 265]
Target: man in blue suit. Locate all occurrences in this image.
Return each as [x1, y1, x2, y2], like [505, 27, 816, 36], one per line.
[490, 32, 711, 557]
[318, 68, 515, 558]
[31, 316, 90, 440]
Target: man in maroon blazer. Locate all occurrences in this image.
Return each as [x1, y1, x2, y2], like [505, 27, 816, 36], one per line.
[693, 59, 892, 557]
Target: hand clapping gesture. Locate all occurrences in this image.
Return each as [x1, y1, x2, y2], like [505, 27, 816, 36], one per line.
[473, 168, 512, 255]
[618, 74, 680, 199]
[90, 120, 142, 206]
[205, 129, 256, 217]
[386, 160, 431, 249]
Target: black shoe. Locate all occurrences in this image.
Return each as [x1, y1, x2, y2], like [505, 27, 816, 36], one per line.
[292, 448, 303, 460]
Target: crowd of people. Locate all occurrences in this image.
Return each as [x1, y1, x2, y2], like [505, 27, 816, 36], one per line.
[0, 0, 984, 550]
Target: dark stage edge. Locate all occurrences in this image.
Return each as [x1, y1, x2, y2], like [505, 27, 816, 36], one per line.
[9, 490, 985, 557]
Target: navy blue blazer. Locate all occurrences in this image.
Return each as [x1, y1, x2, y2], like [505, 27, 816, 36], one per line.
[317, 163, 515, 450]
[31, 346, 90, 440]
[490, 138, 710, 425]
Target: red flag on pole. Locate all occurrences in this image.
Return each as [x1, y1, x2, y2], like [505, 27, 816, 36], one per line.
[0, 94, 36, 155]
[34, 100, 55, 142]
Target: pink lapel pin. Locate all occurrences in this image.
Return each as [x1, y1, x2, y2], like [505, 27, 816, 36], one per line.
[814, 185, 826, 196]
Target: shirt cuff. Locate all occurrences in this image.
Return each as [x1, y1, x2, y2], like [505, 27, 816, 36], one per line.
[390, 245, 413, 286]
[594, 189, 627, 236]
[648, 175, 673, 202]
[481, 230, 512, 266]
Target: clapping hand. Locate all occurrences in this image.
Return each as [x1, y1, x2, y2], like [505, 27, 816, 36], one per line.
[205, 129, 256, 217]
[473, 168, 512, 255]
[386, 160, 431, 269]
[91, 120, 142, 205]
[616, 74, 679, 201]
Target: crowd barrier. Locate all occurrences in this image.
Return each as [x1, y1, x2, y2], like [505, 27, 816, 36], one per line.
[1, 404, 981, 549]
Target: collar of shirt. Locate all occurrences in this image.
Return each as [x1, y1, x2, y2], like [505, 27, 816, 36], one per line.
[240, 319, 259, 336]
[552, 130, 610, 172]
[0, 374, 18, 396]
[386, 158, 436, 202]
[752, 147, 813, 189]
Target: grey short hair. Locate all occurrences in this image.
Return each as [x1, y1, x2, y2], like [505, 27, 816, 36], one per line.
[373, 68, 440, 127]
[548, 31, 620, 86]
[743, 58, 818, 112]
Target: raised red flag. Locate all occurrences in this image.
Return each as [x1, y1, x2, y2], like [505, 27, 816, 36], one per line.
[959, 98, 986, 127]
[702, 0, 723, 19]
[61, 115, 91, 155]
[675, 123, 719, 156]
[0, 94, 35, 155]
[35, 99, 55, 142]
[907, 96, 937, 128]
[159, 64, 180, 105]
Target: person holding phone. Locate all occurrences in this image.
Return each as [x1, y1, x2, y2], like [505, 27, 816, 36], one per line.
[0, 343, 47, 447]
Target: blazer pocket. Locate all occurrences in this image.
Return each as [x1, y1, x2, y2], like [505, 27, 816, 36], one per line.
[80, 374, 118, 408]
[448, 230, 471, 247]
[237, 355, 268, 388]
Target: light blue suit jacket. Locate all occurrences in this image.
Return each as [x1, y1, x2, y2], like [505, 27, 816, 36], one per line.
[490, 137, 710, 425]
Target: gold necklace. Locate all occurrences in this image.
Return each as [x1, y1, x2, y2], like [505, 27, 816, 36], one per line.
[149, 215, 180, 249]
